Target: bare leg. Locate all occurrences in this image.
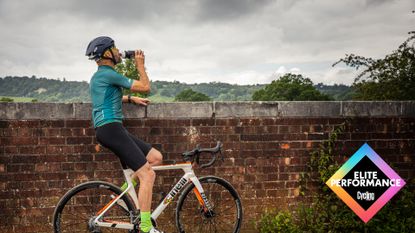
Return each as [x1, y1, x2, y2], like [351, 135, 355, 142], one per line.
[134, 162, 155, 212]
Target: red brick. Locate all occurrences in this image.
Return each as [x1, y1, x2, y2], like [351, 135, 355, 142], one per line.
[0, 121, 9, 128]
[307, 133, 328, 140]
[70, 128, 87, 136]
[215, 118, 239, 126]
[46, 145, 72, 155]
[60, 128, 72, 136]
[129, 127, 151, 135]
[73, 145, 88, 153]
[171, 119, 191, 127]
[65, 120, 91, 128]
[12, 173, 38, 181]
[192, 118, 215, 126]
[67, 154, 94, 162]
[62, 163, 74, 171]
[288, 125, 301, 133]
[123, 119, 144, 127]
[240, 118, 262, 126]
[144, 119, 165, 127]
[66, 137, 92, 145]
[4, 146, 18, 154]
[266, 189, 288, 197]
[42, 128, 62, 137]
[19, 146, 46, 155]
[161, 128, 174, 135]
[11, 155, 38, 163]
[149, 127, 162, 135]
[274, 118, 304, 125]
[262, 118, 277, 125]
[38, 155, 67, 163]
[9, 120, 39, 128]
[74, 162, 88, 171]
[17, 128, 32, 137]
[39, 137, 65, 145]
[2, 128, 18, 137]
[39, 172, 67, 181]
[2, 137, 37, 145]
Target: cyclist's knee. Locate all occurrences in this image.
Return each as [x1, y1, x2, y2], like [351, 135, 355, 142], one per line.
[154, 151, 163, 165]
[148, 148, 163, 165]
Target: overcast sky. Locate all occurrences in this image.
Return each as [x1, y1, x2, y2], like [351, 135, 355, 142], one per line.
[0, 0, 414, 85]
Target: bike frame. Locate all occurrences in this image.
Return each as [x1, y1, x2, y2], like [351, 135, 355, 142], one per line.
[93, 162, 213, 230]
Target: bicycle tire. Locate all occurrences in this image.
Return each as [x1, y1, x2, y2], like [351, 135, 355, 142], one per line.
[53, 181, 136, 233]
[175, 176, 243, 233]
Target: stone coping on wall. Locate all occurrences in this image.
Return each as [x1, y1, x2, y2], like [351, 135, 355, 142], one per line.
[0, 101, 414, 120]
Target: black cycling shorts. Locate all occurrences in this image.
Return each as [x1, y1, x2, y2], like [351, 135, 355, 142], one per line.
[95, 122, 152, 171]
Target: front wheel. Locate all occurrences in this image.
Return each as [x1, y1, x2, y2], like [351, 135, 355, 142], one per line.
[175, 176, 243, 233]
[53, 181, 136, 233]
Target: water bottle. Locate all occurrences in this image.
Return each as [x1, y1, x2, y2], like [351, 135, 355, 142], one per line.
[121, 50, 135, 59]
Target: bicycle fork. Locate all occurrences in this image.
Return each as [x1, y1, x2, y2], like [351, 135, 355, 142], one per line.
[190, 177, 215, 217]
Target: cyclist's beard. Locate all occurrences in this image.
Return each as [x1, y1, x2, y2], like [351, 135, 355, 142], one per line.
[114, 55, 122, 65]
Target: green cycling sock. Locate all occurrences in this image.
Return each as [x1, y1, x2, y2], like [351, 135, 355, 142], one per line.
[140, 211, 152, 232]
[120, 178, 138, 191]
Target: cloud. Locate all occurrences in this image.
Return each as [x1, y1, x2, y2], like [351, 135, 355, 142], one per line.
[0, 0, 414, 85]
[195, 0, 273, 22]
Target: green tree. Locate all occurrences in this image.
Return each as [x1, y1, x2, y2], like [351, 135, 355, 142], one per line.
[114, 59, 148, 97]
[252, 73, 332, 101]
[174, 89, 211, 102]
[334, 31, 415, 100]
[0, 97, 14, 102]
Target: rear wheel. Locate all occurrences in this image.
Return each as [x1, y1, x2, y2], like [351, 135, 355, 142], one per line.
[53, 181, 136, 233]
[175, 176, 243, 233]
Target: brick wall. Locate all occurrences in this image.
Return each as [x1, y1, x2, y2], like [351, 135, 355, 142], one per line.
[0, 102, 414, 232]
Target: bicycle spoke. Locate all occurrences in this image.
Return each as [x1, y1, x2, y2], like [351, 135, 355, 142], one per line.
[216, 204, 236, 216]
[61, 212, 90, 221]
[54, 181, 134, 233]
[176, 177, 242, 233]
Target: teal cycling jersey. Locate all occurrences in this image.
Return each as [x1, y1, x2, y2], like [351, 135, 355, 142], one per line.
[89, 65, 133, 128]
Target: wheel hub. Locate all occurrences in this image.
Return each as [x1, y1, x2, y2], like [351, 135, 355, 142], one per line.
[87, 217, 101, 233]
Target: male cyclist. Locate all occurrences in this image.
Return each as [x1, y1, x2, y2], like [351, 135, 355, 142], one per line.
[86, 36, 163, 233]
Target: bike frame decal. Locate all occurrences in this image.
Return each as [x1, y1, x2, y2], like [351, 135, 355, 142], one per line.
[163, 177, 188, 205]
[200, 192, 213, 211]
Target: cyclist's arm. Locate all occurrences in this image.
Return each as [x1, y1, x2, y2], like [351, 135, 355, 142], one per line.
[121, 95, 150, 106]
[107, 68, 149, 94]
[131, 50, 150, 94]
[130, 66, 150, 94]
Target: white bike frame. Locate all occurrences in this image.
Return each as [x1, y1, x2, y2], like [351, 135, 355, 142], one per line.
[93, 162, 212, 230]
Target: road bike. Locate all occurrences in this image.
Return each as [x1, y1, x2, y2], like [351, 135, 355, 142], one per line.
[53, 141, 243, 232]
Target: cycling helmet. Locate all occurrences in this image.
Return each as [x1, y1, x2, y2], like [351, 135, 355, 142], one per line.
[85, 36, 115, 61]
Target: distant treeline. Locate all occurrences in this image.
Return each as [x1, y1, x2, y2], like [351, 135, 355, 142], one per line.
[0, 76, 353, 102]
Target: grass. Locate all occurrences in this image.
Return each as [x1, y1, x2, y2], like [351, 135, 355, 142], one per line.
[0, 96, 37, 102]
